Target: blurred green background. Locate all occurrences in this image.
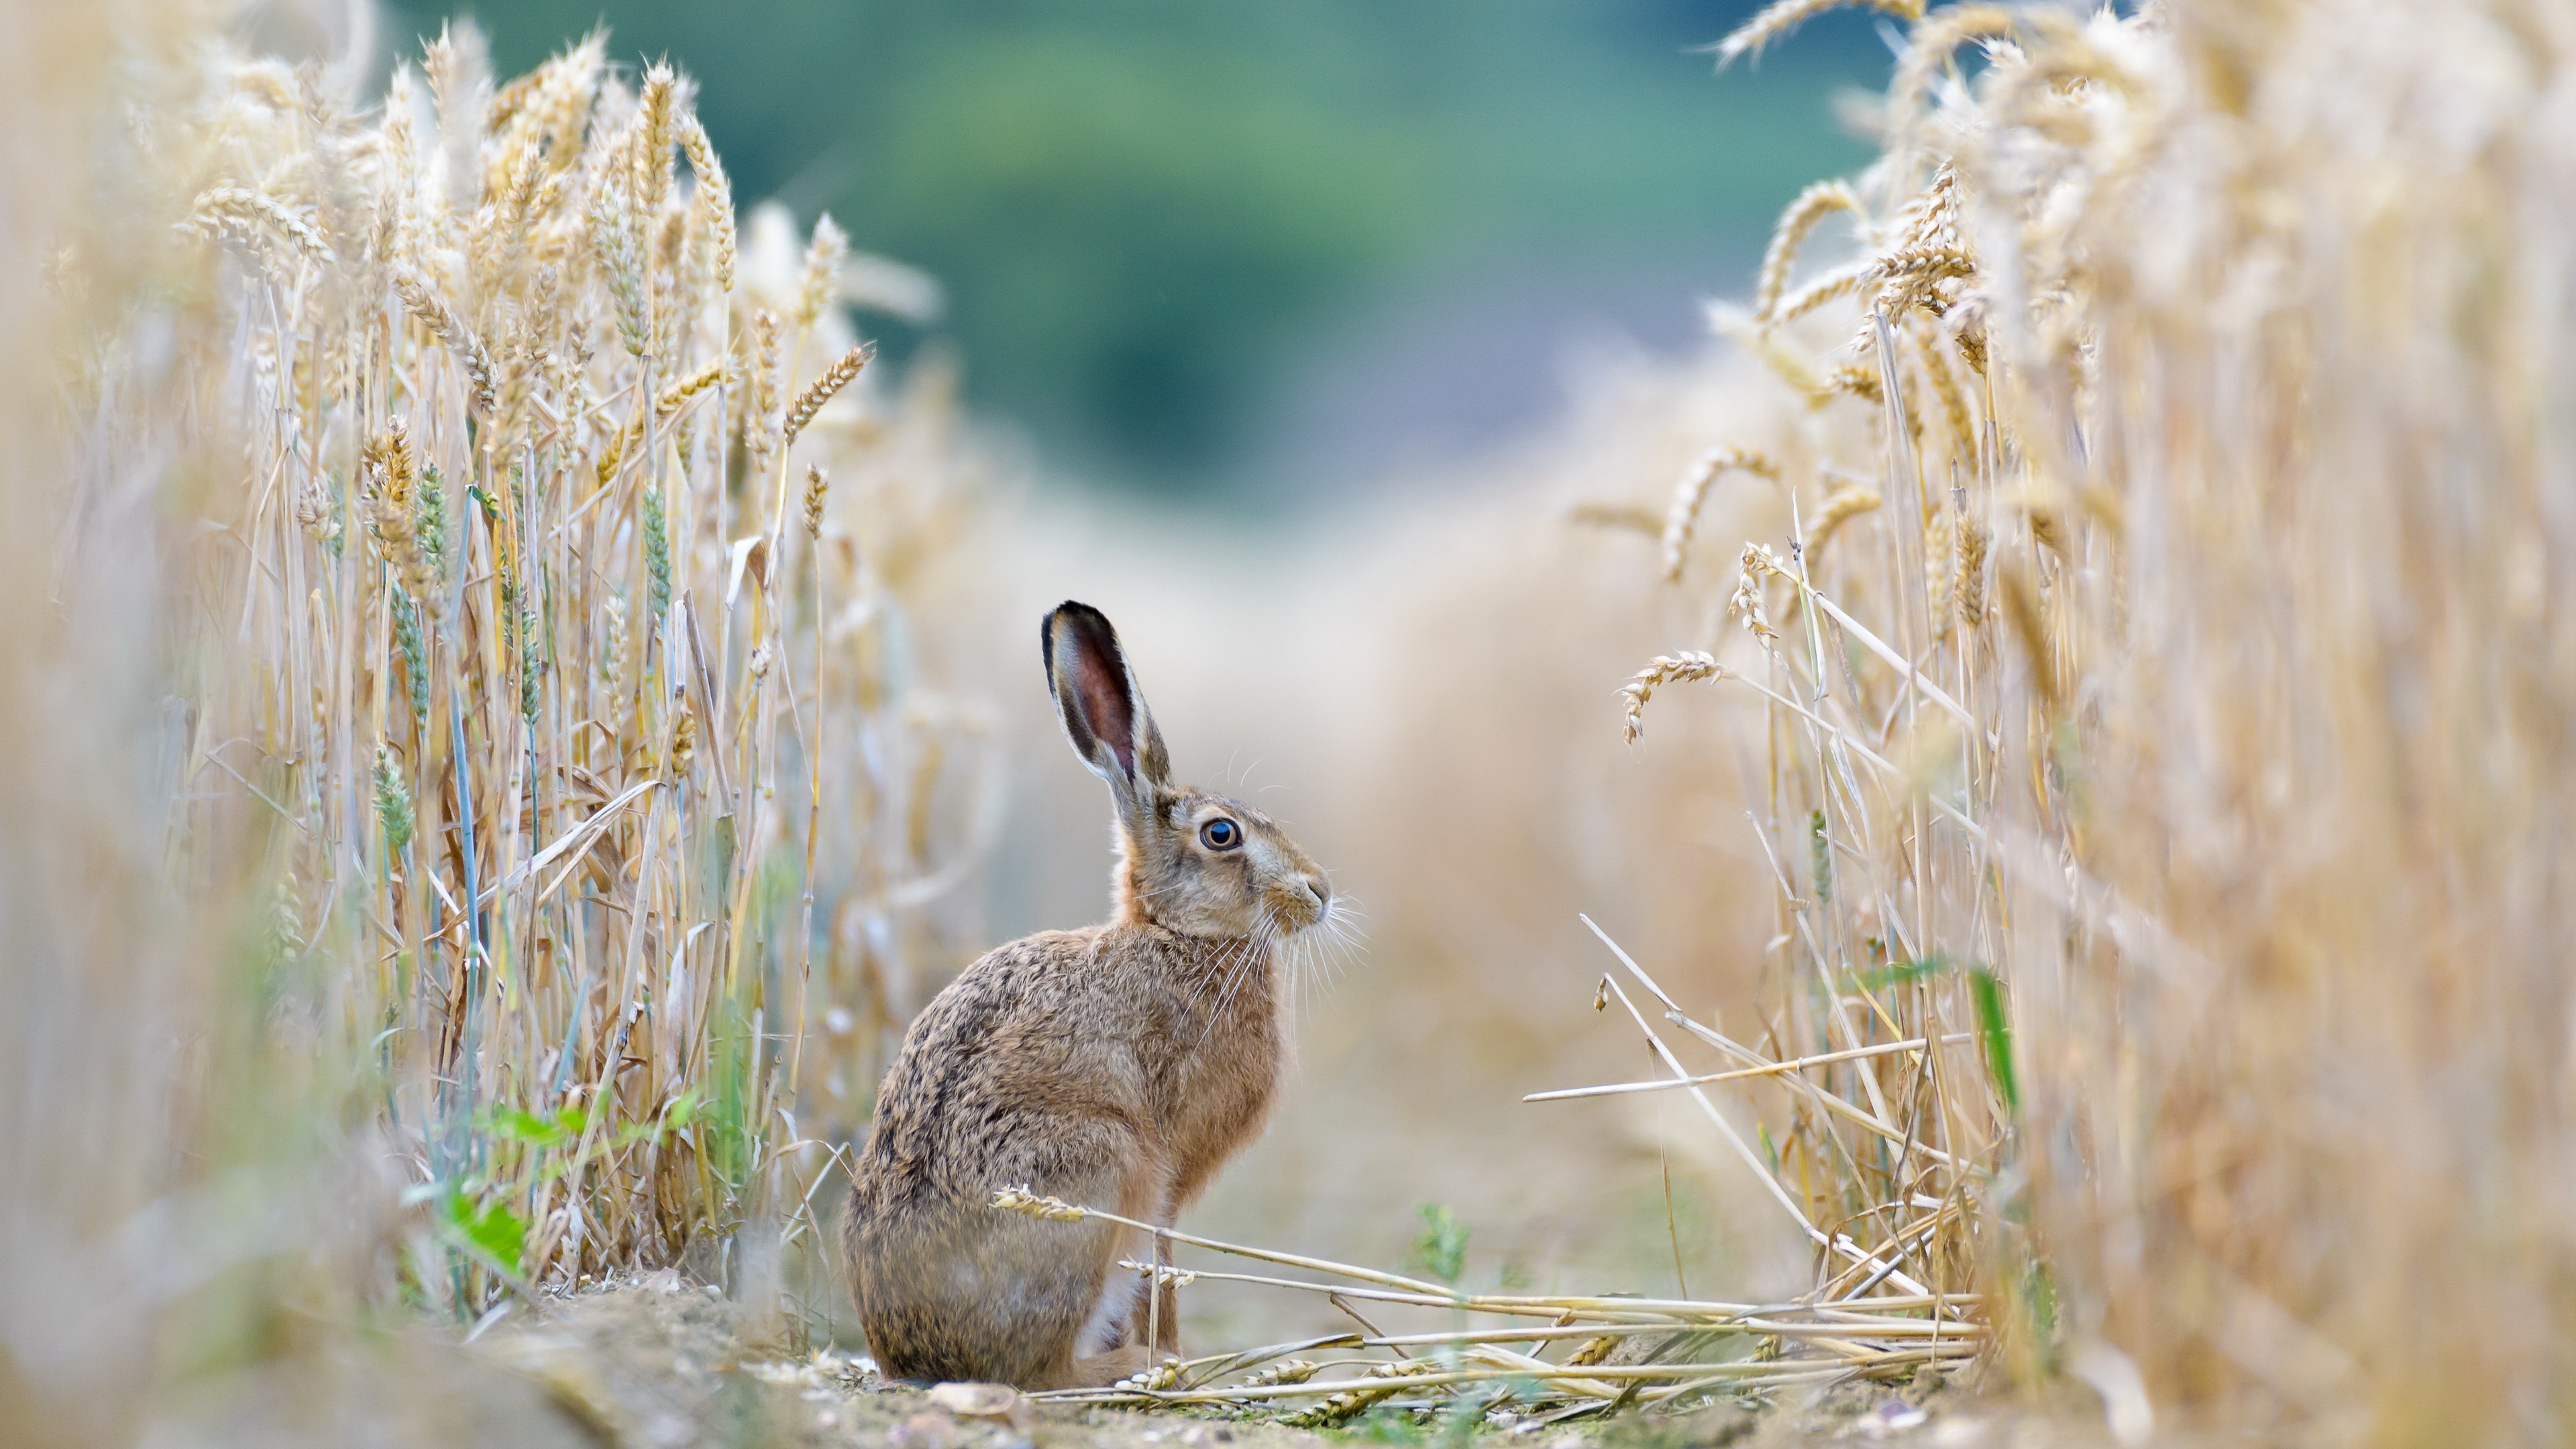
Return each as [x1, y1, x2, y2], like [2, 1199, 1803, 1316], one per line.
[382, 1, 1886, 500]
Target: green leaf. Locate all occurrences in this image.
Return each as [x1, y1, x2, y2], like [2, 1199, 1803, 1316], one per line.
[447, 1189, 529, 1275]
[2020, 1257, 2058, 1355]
[1970, 967, 2020, 1116]
[1841, 951, 1961, 993]
[655, 1087, 700, 1136]
[486, 1106, 572, 1148]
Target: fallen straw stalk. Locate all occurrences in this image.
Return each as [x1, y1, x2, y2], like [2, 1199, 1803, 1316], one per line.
[1356, 1318, 1981, 1344]
[1108, 1290, 1982, 1344]
[1525, 1033, 1977, 1102]
[1022, 1251, 1983, 1414]
[1027, 1348, 1977, 1407]
[1108, 1257, 1981, 1327]
[1000, 1187, 1978, 1326]
[991, 1185, 1972, 1412]
[994, 1187, 1452, 1297]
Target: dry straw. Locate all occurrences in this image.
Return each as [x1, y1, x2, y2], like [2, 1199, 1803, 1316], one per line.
[989, 1189, 1979, 1417]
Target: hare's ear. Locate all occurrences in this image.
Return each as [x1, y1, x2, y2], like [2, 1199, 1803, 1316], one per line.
[1042, 602, 1171, 809]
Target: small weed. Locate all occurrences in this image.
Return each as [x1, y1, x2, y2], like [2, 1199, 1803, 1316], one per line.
[1409, 1203, 1469, 1287]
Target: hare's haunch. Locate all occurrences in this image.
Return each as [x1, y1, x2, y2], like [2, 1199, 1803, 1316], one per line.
[846, 602, 1336, 1389]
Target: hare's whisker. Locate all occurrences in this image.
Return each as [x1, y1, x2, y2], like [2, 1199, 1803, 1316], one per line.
[1201, 910, 1278, 1041]
[1187, 914, 1270, 1040]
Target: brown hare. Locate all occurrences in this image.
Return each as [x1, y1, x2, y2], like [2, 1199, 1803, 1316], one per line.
[845, 601, 1339, 1389]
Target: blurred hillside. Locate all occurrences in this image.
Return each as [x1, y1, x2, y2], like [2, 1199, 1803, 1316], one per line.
[374, 0, 1887, 498]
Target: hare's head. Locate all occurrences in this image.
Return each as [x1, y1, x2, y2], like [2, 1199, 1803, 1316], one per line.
[1044, 601, 1332, 940]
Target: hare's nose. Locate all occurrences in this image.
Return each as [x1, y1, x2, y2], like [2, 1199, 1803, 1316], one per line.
[1303, 878, 1330, 912]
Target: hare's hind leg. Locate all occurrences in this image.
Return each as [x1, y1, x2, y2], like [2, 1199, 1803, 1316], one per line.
[1039, 1152, 1172, 1385]
[1067, 1172, 1167, 1359]
[1151, 1273, 1180, 1355]
[1106, 1231, 1182, 1358]
[1040, 1344, 1151, 1391]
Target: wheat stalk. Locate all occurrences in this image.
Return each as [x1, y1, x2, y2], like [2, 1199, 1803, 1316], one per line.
[679, 115, 735, 294]
[783, 342, 873, 444]
[390, 265, 498, 415]
[186, 185, 335, 266]
[1754, 180, 1861, 322]
[796, 214, 847, 329]
[1713, 0, 1927, 69]
[1660, 447, 1780, 581]
[1619, 652, 1727, 745]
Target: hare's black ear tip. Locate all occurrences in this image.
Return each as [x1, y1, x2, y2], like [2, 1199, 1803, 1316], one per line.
[1042, 601, 1108, 680]
[1044, 600, 1114, 647]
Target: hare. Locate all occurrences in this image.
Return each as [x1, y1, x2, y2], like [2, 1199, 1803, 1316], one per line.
[845, 600, 1338, 1390]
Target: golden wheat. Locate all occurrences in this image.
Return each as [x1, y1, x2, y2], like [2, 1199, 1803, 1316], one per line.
[785, 342, 874, 444]
[1712, 0, 1927, 69]
[802, 464, 830, 539]
[1619, 651, 1727, 745]
[1753, 179, 1862, 322]
[1582, 2, 2576, 1438]
[1660, 446, 1781, 582]
[17, 22, 993, 1337]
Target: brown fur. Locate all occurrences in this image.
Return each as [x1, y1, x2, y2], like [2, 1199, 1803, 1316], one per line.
[845, 602, 1332, 1389]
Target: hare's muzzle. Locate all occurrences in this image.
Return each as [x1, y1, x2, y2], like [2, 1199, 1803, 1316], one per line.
[1281, 876, 1330, 929]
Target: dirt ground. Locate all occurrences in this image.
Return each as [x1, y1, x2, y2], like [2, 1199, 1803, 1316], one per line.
[138, 1277, 2125, 1448]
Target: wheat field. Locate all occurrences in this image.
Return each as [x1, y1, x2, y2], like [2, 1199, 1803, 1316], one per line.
[5, 0, 2575, 1444]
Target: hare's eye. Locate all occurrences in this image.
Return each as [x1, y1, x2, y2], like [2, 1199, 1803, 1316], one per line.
[1199, 818, 1241, 851]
